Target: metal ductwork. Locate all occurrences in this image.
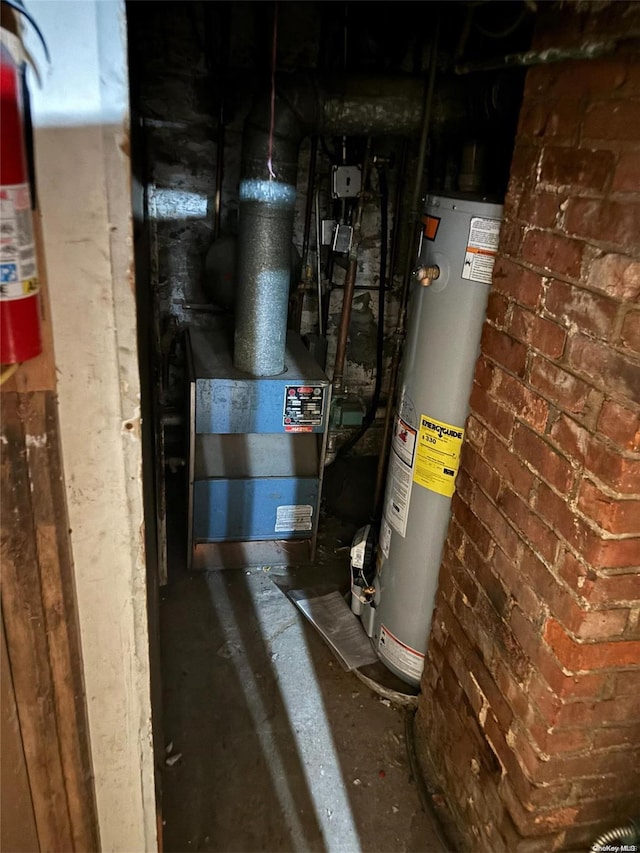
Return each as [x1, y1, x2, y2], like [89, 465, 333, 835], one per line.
[234, 74, 425, 377]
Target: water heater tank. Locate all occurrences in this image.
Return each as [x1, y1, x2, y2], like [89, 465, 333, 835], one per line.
[363, 193, 503, 686]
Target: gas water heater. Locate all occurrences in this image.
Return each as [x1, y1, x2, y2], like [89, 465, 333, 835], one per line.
[359, 193, 503, 686]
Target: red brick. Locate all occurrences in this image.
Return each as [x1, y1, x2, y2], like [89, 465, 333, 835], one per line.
[528, 664, 609, 714]
[518, 191, 563, 229]
[499, 490, 558, 565]
[486, 292, 510, 328]
[508, 305, 567, 358]
[565, 197, 640, 252]
[612, 151, 640, 192]
[592, 726, 640, 750]
[522, 230, 584, 279]
[470, 383, 515, 441]
[544, 617, 640, 670]
[571, 769, 640, 804]
[586, 253, 640, 301]
[560, 603, 630, 644]
[484, 431, 536, 498]
[519, 97, 585, 147]
[543, 279, 618, 339]
[620, 309, 640, 354]
[451, 493, 494, 559]
[447, 547, 481, 609]
[501, 220, 527, 258]
[528, 723, 591, 756]
[481, 325, 529, 377]
[567, 334, 640, 406]
[492, 257, 544, 308]
[518, 100, 550, 138]
[549, 415, 640, 498]
[528, 356, 593, 415]
[597, 399, 640, 452]
[455, 609, 514, 731]
[553, 693, 640, 728]
[510, 606, 543, 664]
[508, 729, 636, 792]
[472, 558, 511, 623]
[472, 488, 522, 561]
[577, 479, 640, 535]
[583, 99, 640, 141]
[500, 777, 579, 836]
[612, 668, 640, 696]
[513, 423, 575, 495]
[508, 142, 541, 186]
[547, 61, 627, 98]
[533, 482, 597, 556]
[549, 414, 593, 467]
[461, 442, 502, 502]
[466, 413, 489, 452]
[483, 716, 540, 809]
[493, 369, 549, 432]
[588, 538, 640, 571]
[540, 147, 614, 193]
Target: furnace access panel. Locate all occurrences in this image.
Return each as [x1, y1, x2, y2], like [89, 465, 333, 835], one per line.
[186, 324, 331, 570]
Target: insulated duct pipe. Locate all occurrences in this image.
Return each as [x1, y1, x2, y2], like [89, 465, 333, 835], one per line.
[234, 74, 425, 377]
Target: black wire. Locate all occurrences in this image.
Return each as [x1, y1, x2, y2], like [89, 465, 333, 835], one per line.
[337, 164, 388, 457]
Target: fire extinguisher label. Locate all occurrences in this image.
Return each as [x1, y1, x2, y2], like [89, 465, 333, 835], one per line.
[0, 183, 39, 301]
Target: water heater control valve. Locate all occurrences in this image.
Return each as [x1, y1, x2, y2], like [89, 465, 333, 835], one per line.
[413, 265, 440, 286]
[350, 524, 377, 615]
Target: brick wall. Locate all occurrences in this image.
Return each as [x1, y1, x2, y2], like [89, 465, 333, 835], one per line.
[414, 4, 640, 850]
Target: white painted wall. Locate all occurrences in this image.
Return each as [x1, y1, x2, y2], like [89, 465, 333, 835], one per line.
[23, 3, 157, 850]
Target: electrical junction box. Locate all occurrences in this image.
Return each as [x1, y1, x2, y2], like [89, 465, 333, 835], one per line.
[331, 164, 362, 198]
[186, 321, 331, 570]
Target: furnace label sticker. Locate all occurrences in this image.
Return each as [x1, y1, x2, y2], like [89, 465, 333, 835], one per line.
[461, 216, 501, 285]
[275, 504, 313, 533]
[378, 624, 425, 683]
[414, 414, 464, 498]
[283, 385, 325, 431]
[384, 414, 414, 538]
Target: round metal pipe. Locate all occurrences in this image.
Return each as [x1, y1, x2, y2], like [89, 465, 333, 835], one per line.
[234, 74, 426, 376]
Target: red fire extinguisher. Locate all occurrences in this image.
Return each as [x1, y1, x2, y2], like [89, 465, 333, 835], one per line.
[0, 37, 41, 366]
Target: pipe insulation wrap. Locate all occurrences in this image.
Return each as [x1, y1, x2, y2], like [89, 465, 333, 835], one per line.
[235, 180, 296, 376]
[234, 74, 428, 375]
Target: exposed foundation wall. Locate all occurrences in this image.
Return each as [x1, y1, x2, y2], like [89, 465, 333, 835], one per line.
[25, 2, 157, 850]
[414, 3, 640, 850]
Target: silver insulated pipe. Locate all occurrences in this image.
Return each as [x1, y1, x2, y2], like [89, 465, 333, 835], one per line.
[234, 75, 425, 377]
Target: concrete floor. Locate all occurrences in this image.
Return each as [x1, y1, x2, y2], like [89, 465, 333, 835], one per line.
[160, 464, 448, 853]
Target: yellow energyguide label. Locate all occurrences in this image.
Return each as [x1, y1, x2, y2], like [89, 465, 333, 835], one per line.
[413, 414, 465, 497]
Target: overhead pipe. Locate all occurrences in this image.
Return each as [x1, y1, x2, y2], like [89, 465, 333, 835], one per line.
[234, 73, 425, 376]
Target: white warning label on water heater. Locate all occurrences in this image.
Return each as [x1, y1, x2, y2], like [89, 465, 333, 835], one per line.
[275, 504, 313, 533]
[378, 624, 425, 682]
[461, 216, 501, 284]
[384, 415, 415, 538]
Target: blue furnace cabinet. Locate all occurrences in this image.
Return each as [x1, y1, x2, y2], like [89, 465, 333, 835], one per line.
[186, 324, 331, 570]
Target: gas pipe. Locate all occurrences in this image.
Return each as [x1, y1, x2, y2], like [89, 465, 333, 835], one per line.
[0, 36, 41, 365]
